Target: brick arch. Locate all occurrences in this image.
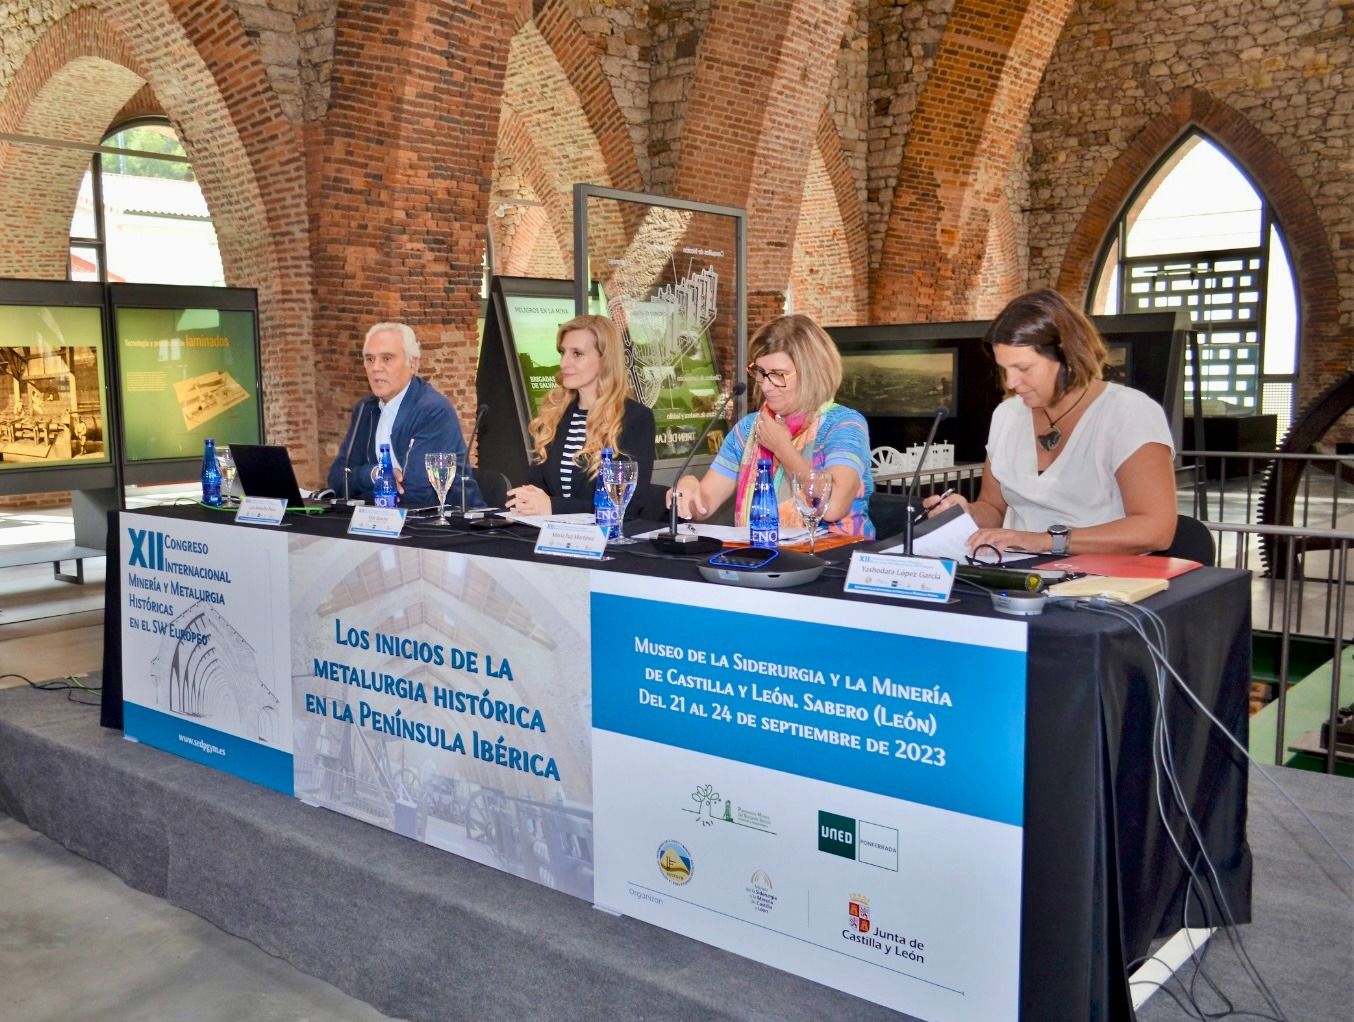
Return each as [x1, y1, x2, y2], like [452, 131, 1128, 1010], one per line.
[0, 8, 148, 277]
[790, 110, 869, 326]
[872, 0, 1075, 323]
[494, 107, 573, 276]
[530, 0, 644, 194]
[1055, 87, 1343, 410]
[674, 0, 853, 324]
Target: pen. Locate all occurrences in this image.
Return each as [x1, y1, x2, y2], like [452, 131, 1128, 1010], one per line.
[912, 488, 954, 525]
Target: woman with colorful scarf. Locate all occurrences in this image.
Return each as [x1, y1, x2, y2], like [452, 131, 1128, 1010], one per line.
[669, 314, 874, 540]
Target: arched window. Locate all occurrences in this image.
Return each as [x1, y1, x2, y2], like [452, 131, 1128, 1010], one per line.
[1089, 132, 1299, 434]
[69, 119, 223, 286]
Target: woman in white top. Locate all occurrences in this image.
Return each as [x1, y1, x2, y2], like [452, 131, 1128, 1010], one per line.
[925, 289, 1177, 556]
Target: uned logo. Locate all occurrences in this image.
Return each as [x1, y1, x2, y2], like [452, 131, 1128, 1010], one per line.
[127, 528, 166, 570]
[818, 810, 856, 860]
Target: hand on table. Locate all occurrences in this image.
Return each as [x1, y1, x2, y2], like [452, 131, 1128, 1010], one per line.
[504, 484, 552, 517]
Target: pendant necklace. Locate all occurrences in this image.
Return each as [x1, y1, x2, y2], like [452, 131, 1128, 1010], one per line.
[1037, 387, 1088, 452]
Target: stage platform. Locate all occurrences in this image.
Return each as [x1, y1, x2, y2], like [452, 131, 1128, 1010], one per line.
[0, 686, 918, 1022]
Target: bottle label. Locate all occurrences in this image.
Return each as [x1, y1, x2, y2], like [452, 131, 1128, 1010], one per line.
[374, 490, 398, 510]
[749, 526, 778, 547]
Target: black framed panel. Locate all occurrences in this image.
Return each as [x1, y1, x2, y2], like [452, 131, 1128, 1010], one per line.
[0, 278, 118, 496]
[108, 282, 262, 485]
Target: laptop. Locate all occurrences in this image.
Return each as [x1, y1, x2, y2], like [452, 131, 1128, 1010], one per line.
[230, 444, 332, 511]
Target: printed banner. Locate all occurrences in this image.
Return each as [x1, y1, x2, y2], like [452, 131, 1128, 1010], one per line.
[286, 539, 595, 899]
[589, 574, 1026, 1022]
[120, 513, 293, 792]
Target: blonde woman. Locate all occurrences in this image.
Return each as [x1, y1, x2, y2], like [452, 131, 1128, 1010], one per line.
[670, 314, 875, 538]
[505, 314, 655, 516]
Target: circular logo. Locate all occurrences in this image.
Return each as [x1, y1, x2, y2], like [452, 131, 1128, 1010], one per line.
[656, 839, 693, 885]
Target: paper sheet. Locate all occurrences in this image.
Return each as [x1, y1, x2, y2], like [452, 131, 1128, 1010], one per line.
[877, 511, 1040, 565]
[633, 522, 815, 543]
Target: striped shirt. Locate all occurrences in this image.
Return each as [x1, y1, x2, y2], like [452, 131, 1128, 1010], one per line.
[558, 407, 589, 497]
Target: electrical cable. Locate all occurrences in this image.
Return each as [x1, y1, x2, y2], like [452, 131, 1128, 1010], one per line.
[2, 672, 102, 707]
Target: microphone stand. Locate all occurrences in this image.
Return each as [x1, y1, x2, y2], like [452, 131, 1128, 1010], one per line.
[902, 406, 948, 557]
[459, 403, 488, 513]
[651, 382, 747, 556]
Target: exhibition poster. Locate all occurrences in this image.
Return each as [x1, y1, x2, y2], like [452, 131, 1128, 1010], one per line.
[120, 513, 294, 793]
[590, 573, 1027, 1022]
[0, 303, 109, 468]
[115, 306, 261, 460]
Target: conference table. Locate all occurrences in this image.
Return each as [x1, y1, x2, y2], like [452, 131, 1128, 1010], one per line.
[100, 505, 1252, 1022]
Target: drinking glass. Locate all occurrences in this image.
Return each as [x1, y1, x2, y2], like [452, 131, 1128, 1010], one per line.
[216, 446, 237, 504]
[602, 456, 639, 544]
[425, 451, 457, 525]
[792, 469, 834, 555]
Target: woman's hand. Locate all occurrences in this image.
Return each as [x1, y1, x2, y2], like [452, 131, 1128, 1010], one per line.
[504, 484, 552, 517]
[922, 491, 969, 518]
[966, 527, 1046, 556]
[755, 407, 795, 462]
[667, 474, 707, 519]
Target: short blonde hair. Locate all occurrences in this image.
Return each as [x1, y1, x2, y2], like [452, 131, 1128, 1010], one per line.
[747, 314, 842, 413]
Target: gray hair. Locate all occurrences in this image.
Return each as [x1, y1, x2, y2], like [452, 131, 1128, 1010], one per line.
[364, 322, 419, 362]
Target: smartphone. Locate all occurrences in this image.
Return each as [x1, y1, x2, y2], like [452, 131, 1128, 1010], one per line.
[707, 547, 779, 570]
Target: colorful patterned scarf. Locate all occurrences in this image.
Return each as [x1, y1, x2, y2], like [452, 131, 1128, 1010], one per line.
[733, 404, 829, 527]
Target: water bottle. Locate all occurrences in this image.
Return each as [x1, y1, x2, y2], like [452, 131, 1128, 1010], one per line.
[201, 438, 223, 506]
[749, 458, 779, 547]
[594, 447, 618, 536]
[374, 443, 399, 508]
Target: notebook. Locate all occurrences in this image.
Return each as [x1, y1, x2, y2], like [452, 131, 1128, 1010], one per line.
[1047, 576, 1169, 604]
[1044, 553, 1201, 579]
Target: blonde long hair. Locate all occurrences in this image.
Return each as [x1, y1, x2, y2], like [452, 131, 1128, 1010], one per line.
[528, 315, 634, 475]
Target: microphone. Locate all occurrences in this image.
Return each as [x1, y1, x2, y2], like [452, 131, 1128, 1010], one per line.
[652, 382, 747, 555]
[902, 406, 948, 558]
[340, 398, 374, 504]
[459, 403, 489, 512]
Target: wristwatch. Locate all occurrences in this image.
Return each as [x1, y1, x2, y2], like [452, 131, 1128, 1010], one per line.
[1048, 523, 1070, 556]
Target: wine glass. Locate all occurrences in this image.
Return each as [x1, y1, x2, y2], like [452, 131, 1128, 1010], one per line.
[216, 446, 237, 504]
[602, 456, 639, 544]
[424, 451, 457, 525]
[792, 469, 834, 555]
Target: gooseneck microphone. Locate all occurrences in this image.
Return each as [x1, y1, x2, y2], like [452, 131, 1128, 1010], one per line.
[459, 403, 489, 512]
[340, 399, 375, 504]
[902, 406, 948, 557]
[651, 382, 747, 555]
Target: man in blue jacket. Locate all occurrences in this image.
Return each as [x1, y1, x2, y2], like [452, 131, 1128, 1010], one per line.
[327, 323, 483, 508]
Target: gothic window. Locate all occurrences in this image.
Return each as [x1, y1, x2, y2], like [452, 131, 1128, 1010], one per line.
[69, 119, 223, 286]
[1089, 133, 1298, 434]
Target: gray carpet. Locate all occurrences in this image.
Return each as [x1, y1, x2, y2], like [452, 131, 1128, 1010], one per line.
[1, 685, 1349, 1022]
[1135, 764, 1353, 1022]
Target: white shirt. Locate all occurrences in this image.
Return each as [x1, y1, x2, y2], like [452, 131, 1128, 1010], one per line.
[986, 383, 1174, 533]
[374, 381, 411, 473]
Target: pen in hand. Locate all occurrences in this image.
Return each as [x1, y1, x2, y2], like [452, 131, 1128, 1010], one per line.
[912, 488, 955, 526]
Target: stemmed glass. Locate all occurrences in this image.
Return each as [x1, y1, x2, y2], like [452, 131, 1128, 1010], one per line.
[424, 452, 457, 526]
[792, 469, 834, 555]
[216, 446, 237, 504]
[602, 456, 639, 544]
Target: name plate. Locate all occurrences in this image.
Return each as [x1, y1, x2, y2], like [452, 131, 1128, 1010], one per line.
[535, 519, 608, 560]
[844, 552, 956, 603]
[347, 505, 407, 539]
[234, 496, 286, 526]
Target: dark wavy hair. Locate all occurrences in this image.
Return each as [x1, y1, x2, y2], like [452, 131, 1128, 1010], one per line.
[982, 289, 1107, 401]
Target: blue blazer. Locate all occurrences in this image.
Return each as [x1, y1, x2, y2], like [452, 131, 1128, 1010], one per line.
[326, 376, 483, 508]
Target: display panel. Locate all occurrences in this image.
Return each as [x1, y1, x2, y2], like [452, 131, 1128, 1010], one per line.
[0, 303, 110, 470]
[839, 349, 958, 418]
[114, 304, 261, 461]
[1102, 342, 1131, 385]
[576, 186, 746, 466]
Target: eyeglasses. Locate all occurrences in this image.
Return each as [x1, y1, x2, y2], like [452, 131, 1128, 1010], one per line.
[965, 543, 1004, 566]
[747, 363, 794, 388]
